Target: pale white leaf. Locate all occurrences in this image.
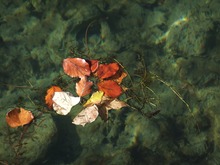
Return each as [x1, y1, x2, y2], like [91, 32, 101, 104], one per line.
[72, 105, 99, 126]
[52, 91, 80, 115]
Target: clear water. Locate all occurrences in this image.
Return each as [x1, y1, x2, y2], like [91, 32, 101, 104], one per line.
[0, 0, 220, 165]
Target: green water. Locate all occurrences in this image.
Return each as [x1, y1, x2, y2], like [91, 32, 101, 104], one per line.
[0, 0, 220, 164]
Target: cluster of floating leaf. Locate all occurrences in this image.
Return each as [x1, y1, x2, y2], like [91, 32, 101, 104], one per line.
[5, 57, 128, 128]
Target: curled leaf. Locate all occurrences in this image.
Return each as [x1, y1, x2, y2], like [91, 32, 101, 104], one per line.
[87, 59, 99, 73]
[83, 91, 104, 107]
[110, 69, 127, 84]
[96, 63, 119, 79]
[99, 97, 127, 121]
[6, 108, 34, 128]
[76, 76, 93, 97]
[98, 80, 122, 98]
[63, 57, 91, 78]
[72, 105, 99, 126]
[101, 97, 128, 111]
[45, 86, 62, 109]
[52, 91, 80, 115]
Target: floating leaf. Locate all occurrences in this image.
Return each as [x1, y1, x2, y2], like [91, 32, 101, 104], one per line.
[110, 69, 127, 84]
[72, 105, 99, 126]
[83, 91, 104, 107]
[96, 63, 119, 79]
[102, 96, 128, 111]
[45, 86, 62, 109]
[76, 76, 93, 97]
[97, 80, 122, 98]
[87, 59, 99, 73]
[63, 57, 91, 78]
[52, 91, 80, 115]
[99, 97, 127, 121]
[6, 108, 34, 128]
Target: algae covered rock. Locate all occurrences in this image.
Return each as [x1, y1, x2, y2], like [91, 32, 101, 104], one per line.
[0, 108, 57, 165]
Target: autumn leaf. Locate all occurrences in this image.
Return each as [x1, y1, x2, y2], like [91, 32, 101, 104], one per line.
[63, 57, 91, 78]
[99, 97, 127, 121]
[100, 96, 127, 110]
[96, 63, 119, 79]
[6, 108, 34, 128]
[52, 91, 80, 115]
[83, 91, 104, 107]
[109, 68, 127, 84]
[97, 80, 122, 98]
[87, 59, 99, 73]
[75, 76, 93, 97]
[45, 86, 62, 109]
[72, 105, 99, 126]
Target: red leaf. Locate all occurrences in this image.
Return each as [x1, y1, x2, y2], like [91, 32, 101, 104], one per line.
[45, 86, 62, 109]
[87, 59, 99, 73]
[97, 80, 122, 98]
[63, 58, 91, 78]
[96, 63, 119, 79]
[76, 76, 93, 97]
[6, 108, 34, 128]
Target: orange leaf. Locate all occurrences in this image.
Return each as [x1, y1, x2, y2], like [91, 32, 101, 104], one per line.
[6, 108, 34, 128]
[97, 80, 122, 98]
[76, 76, 93, 97]
[109, 68, 127, 84]
[45, 86, 62, 109]
[87, 59, 99, 73]
[96, 63, 119, 79]
[63, 58, 91, 78]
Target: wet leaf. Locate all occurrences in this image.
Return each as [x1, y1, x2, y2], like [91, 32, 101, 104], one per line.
[96, 63, 119, 79]
[87, 59, 99, 73]
[110, 69, 127, 84]
[101, 96, 128, 111]
[83, 91, 104, 107]
[97, 80, 122, 98]
[63, 57, 91, 78]
[99, 97, 127, 121]
[45, 86, 62, 109]
[76, 76, 93, 97]
[72, 105, 99, 126]
[52, 91, 80, 115]
[6, 108, 34, 128]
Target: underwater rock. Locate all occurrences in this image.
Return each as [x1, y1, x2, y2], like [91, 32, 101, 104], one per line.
[0, 108, 57, 165]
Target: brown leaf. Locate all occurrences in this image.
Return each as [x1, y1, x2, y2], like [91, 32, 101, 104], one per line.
[97, 80, 122, 98]
[102, 97, 128, 111]
[96, 63, 119, 79]
[76, 76, 93, 97]
[108, 68, 127, 84]
[45, 86, 62, 109]
[99, 96, 127, 121]
[63, 57, 91, 78]
[87, 59, 99, 73]
[6, 108, 34, 128]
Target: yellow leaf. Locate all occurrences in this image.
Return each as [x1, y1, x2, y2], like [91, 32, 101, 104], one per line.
[84, 91, 104, 107]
